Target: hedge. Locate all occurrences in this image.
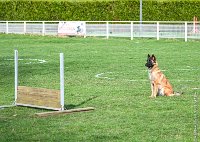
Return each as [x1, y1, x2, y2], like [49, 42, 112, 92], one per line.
[0, 1, 199, 21]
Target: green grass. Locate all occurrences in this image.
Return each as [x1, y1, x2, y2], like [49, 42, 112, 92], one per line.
[0, 34, 199, 141]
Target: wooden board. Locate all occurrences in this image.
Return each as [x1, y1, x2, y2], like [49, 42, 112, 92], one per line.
[35, 107, 95, 117]
[16, 86, 61, 110]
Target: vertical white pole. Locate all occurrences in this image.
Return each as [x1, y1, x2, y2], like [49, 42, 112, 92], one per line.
[106, 21, 109, 39]
[131, 22, 133, 40]
[185, 22, 188, 42]
[6, 21, 8, 34]
[14, 50, 18, 105]
[157, 22, 159, 40]
[42, 22, 45, 36]
[60, 53, 64, 111]
[24, 21, 26, 35]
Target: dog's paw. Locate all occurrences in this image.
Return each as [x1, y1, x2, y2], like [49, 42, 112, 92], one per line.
[149, 96, 156, 99]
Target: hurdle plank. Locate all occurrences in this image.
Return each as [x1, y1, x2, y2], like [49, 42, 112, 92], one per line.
[35, 107, 95, 117]
[16, 86, 61, 110]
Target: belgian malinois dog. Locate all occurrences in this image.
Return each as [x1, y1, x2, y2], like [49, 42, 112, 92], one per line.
[145, 54, 180, 98]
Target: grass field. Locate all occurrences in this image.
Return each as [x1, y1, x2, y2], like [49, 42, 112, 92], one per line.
[0, 34, 199, 141]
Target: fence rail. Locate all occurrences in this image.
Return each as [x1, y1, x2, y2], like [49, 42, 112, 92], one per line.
[0, 21, 200, 41]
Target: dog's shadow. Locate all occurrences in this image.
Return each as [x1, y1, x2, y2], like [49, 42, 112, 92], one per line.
[64, 96, 98, 109]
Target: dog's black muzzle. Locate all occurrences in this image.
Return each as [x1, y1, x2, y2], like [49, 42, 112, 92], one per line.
[145, 62, 154, 69]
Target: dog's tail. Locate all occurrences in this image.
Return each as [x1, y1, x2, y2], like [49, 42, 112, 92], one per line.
[174, 92, 183, 96]
[168, 92, 183, 96]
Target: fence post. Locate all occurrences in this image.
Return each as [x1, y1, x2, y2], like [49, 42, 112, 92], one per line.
[131, 22, 133, 40]
[42, 22, 45, 36]
[157, 22, 159, 40]
[6, 21, 8, 34]
[24, 22, 26, 34]
[14, 50, 18, 105]
[106, 22, 109, 39]
[84, 22, 86, 38]
[185, 22, 188, 42]
[60, 53, 65, 111]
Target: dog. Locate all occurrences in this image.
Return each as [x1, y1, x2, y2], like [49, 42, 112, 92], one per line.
[145, 54, 180, 98]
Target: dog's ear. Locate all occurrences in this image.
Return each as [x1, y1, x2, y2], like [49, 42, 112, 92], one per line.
[147, 54, 150, 58]
[152, 54, 156, 62]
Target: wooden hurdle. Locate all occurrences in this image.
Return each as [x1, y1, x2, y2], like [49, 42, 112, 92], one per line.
[14, 50, 94, 116]
[14, 50, 65, 111]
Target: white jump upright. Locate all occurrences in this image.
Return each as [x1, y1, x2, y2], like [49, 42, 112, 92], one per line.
[60, 53, 65, 111]
[14, 50, 18, 105]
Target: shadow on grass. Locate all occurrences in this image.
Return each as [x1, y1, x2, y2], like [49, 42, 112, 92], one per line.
[64, 96, 98, 109]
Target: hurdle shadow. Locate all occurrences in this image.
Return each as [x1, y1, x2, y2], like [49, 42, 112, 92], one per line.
[64, 96, 98, 110]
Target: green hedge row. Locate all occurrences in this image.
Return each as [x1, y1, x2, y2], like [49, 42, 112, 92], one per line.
[0, 1, 200, 21]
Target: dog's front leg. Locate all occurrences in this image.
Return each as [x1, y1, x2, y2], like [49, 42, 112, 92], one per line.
[153, 83, 158, 98]
[150, 83, 155, 98]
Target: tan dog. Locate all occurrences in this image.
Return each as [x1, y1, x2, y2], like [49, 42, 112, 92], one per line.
[145, 54, 180, 98]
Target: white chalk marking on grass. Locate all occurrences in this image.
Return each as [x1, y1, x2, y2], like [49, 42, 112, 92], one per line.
[95, 72, 196, 83]
[177, 68, 199, 71]
[24, 59, 47, 64]
[143, 67, 199, 72]
[175, 79, 195, 82]
[128, 79, 148, 82]
[5, 58, 47, 64]
[95, 72, 148, 82]
[192, 88, 200, 90]
[95, 72, 114, 80]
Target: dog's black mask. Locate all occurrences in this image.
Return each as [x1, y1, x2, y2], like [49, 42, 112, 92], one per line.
[145, 54, 156, 69]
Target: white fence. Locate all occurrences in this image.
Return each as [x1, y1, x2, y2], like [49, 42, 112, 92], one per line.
[0, 21, 200, 41]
